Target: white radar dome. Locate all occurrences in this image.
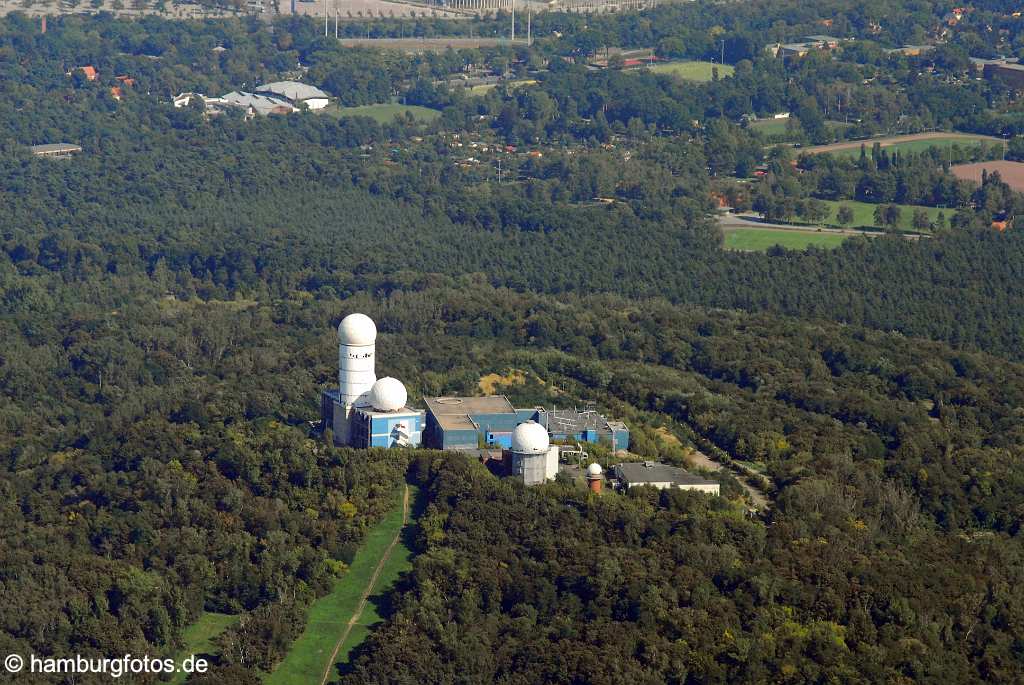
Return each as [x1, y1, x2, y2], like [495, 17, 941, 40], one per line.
[587, 463, 603, 477]
[338, 313, 377, 346]
[511, 421, 549, 454]
[369, 377, 407, 412]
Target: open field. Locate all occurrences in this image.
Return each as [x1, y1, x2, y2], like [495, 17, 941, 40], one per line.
[468, 78, 536, 94]
[647, 60, 734, 81]
[819, 199, 947, 231]
[328, 103, 441, 123]
[338, 37, 524, 51]
[266, 485, 412, 685]
[723, 227, 850, 251]
[169, 613, 237, 685]
[803, 132, 1004, 157]
[749, 118, 790, 135]
[952, 160, 1024, 192]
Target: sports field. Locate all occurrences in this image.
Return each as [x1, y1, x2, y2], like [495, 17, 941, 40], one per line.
[169, 613, 237, 684]
[723, 228, 849, 251]
[648, 60, 735, 81]
[265, 485, 414, 684]
[804, 132, 1003, 157]
[328, 103, 441, 124]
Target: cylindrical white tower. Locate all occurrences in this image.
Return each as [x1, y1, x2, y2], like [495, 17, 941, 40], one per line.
[510, 421, 551, 485]
[338, 313, 377, 406]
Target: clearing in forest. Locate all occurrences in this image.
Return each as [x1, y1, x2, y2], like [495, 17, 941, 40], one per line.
[803, 131, 1003, 156]
[479, 370, 527, 394]
[169, 613, 238, 685]
[265, 484, 413, 685]
[723, 227, 850, 251]
[647, 60, 735, 81]
[327, 103, 441, 124]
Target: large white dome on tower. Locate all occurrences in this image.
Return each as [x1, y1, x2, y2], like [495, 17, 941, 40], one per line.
[338, 313, 377, 346]
[511, 421, 549, 454]
[369, 377, 407, 412]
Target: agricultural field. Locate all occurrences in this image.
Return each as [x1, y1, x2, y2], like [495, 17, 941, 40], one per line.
[952, 160, 1024, 192]
[169, 613, 237, 685]
[820, 199, 948, 231]
[328, 103, 441, 124]
[266, 485, 414, 685]
[804, 132, 1004, 157]
[723, 227, 850, 251]
[648, 60, 735, 81]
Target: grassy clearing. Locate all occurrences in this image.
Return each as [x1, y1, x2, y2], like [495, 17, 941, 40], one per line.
[820, 199, 947, 231]
[723, 228, 850, 251]
[648, 60, 735, 81]
[326, 103, 441, 124]
[805, 133, 1003, 157]
[749, 118, 790, 135]
[169, 613, 237, 685]
[265, 485, 413, 685]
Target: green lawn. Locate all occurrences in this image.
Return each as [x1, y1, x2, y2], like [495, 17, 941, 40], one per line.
[648, 60, 735, 81]
[815, 135, 1000, 158]
[749, 118, 790, 135]
[820, 199, 947, 231]
[265, 485, 415, 684]
[327, 103, 441, 124]
[724, 228, 850, 251]
[169, 612, 238, 685]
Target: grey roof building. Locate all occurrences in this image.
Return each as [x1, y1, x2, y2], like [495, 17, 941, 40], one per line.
[218, 91, 296, 116]
[613, 461, 720, 494]
[256, 81, 331, 107]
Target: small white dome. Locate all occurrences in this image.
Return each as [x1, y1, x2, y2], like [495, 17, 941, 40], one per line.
[338, 313, 377, 346]
[586, 463, 603, 477]
[511, 421, 549, 454]
[369, 377, 407, 412]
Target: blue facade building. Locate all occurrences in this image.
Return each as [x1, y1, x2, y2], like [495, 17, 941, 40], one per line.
[422, 396, 629, 453]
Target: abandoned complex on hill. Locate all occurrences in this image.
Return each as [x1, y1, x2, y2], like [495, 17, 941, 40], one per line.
[320, 314, 717, 494]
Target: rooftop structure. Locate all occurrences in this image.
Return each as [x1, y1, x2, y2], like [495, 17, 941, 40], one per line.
[613, 461, 720, 495]
[256, 81, 331, 109]
[219, 91, 297, 116]
[423, 397, 629, 452]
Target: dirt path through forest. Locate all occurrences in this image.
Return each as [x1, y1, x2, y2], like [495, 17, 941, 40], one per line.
[319, 484, 410, 685]
[688, 449, 771, 511]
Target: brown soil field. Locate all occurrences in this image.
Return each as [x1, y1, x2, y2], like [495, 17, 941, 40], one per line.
[803, 131, 1004, 155]
[951, 160, 1024, 192]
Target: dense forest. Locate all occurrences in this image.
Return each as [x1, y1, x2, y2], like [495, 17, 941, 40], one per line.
[2, 2, 1024, 683]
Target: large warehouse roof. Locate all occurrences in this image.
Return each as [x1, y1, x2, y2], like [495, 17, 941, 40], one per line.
[256, 81, 330, 102]
[424, 396, 516, 417]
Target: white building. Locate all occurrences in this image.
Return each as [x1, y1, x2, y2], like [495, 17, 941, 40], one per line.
[613, 461, 720, 495]
[507, 421, 559, 486]
[255, 81, 331, 110]
[321, 314, 423, 448]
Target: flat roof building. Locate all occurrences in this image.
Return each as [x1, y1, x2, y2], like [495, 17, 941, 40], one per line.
[423, 397, 629, 452]
[613, 461, 720, 495]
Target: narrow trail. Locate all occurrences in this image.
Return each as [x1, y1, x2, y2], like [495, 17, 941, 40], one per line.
[319, 484, 410, 685]
[688, 449, 771, 511]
